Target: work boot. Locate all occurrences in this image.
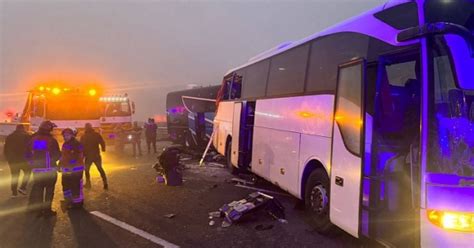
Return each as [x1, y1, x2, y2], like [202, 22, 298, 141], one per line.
[103, 183, 108, 190]
[18, 188, 27, 195]
[84, 181, 91, 189]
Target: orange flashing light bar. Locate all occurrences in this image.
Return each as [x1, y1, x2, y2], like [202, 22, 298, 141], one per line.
[34, 85, 99, 97]
[52, 88, 61, 95]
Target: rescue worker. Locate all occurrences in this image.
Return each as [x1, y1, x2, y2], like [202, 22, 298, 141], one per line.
[144, 118, 158, 154]
[3, 124, 31, 198]
[80, 123, 108, 189]
[113, 124, 125, 153]
[131, 121, 143, 157]
[59, 128, 85, 208]
[26, 120, 61, 217]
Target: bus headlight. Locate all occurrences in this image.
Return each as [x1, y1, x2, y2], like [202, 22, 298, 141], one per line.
[428, 210, 474, 232]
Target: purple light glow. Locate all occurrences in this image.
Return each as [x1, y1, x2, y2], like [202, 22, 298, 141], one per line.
[445, 35, 474, 90]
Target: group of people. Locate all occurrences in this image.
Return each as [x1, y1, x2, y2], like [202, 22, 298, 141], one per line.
[3, 121, 108, 217]
[114, 118, 158, 157]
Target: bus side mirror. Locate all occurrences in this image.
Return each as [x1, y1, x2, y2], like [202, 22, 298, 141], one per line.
[132, 102, 136, 114]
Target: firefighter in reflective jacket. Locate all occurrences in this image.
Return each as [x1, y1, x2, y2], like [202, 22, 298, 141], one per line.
[59, 128, 85, 209]
[26, 120, 61, 217]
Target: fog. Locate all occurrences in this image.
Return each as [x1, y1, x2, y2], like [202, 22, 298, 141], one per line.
[0, 0, 385, 120]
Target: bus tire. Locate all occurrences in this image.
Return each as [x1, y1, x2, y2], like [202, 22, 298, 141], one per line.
[304, 169, 335, 234]
[225, 141, 238, 175]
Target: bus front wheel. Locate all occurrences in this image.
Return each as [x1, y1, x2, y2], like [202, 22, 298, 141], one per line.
[225, 141, 238, 175]
[304, 169, 335, 234]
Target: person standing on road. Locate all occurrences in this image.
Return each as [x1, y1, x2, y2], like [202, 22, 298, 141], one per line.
[59, 128, 85, 209]
[131, 121, 143, 157]
[3, 124, 31, 198]
[144, 118, 158, 154]
[113, 124, 125, 153]
[26, 121, 61, 217]
[80, 123, 108, 190]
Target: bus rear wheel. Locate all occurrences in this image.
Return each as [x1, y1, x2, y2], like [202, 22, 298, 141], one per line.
[304, 169, 335, 234]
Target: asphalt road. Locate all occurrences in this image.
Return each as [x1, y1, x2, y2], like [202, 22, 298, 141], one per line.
[0, 141, 359, 248]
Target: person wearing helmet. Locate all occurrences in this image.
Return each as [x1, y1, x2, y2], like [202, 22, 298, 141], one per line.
[80, 123, 107, 189]
[26, 120, 61, 217]
[59, 128, 85, 209]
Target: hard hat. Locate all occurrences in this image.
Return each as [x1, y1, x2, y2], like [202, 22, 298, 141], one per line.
[62, 128, 78, 136]
[39, 120, 57, 132]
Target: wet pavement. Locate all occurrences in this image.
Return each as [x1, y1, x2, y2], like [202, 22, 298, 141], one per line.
[0, 141, 359, 248]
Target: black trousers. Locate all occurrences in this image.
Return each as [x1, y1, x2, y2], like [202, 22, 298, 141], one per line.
[84, 156, 107, 184]
[62, 171, 83, 204]
[29, 171, 57, 212]
[146, 136, 157, 153]
[8, 162, 31, 195]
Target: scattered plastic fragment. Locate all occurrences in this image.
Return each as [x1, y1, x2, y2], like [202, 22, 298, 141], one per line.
[164, 214, 176, 219]
[221, 221, 231, 228]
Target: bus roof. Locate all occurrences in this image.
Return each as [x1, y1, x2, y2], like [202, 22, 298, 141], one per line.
[225, 0, 417, 76]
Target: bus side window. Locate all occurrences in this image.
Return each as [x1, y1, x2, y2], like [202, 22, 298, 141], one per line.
[230, 71, 243, 99]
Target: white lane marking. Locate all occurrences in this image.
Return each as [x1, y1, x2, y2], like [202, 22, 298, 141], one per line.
[90, 211, 180, 248]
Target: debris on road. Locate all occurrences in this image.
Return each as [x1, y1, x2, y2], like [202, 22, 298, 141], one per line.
[153, 146, 183, 186]
[211, 154, 226, 164]
[278, 218, 289, 224]
[231, 178, 255, 186]
[209, 211, 222, 218]
[208, 192, 286, 228]
[221, 221, 231, 228]
[164, 213, 176, 219]
[209, 220, 216, 226]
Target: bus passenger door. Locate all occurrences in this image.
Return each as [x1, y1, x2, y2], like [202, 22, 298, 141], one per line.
[231, 101, 255, 170]
[231, 102, 242, 167]
[330, 60, 365, 238]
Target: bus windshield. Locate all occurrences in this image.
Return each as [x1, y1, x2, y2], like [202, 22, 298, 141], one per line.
[428, 35, 474, 177]
[46, 95, 101, 120]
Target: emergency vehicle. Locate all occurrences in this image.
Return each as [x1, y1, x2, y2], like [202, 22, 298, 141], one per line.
[0, 85, 134, 143]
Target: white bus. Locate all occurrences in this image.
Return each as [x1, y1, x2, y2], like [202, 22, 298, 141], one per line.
[212, 0, 473, 247]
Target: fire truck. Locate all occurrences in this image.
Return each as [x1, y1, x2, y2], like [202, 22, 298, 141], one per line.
[0, 85, 134, 143]
[98, 94, 135, 143]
